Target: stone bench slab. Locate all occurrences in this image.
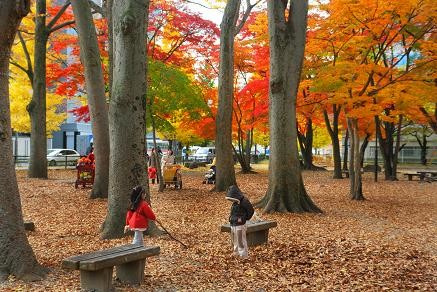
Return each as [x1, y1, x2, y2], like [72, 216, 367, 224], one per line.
[220, 220, 277, 247]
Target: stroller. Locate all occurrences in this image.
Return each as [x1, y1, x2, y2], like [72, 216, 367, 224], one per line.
[203, 165, 216, 184]
[163, 164, 182, 189]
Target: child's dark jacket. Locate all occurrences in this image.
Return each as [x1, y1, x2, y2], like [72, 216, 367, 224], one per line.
[227, 186, 254, 226]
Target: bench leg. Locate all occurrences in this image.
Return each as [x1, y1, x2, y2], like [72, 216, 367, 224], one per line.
[408, 175, 412, 181]
[80, 267, 113, 291]
[116, 259, 145, 284]
[246, 229, 269, 247]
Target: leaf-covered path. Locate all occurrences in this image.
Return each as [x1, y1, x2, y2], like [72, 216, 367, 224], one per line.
[2, 169, 436, 290]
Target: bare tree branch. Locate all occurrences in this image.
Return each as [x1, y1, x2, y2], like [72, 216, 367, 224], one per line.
[47, 0, 71, 30]
[49, 20, 75, 34]
[234, 0, 261, 36]
[88, 0, 105, 16]
[17, 31, 33, 80]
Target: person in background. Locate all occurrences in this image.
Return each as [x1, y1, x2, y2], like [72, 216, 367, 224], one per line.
[225, 185, 254, 258]
[148, 166, 157, 184]
[161, 149, 175, 175]
[124, 186, 156, 245]
[149, 148, 159, 183]
[86, 142, 94, 155]
[161, 149, 175, 166]
[87, 150, 95, 164]
[149, 148, 158, 169]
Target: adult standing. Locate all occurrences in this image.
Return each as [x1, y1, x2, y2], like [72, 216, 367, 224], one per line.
[161, 149, 175, 175]
[149, 148, 159, 169]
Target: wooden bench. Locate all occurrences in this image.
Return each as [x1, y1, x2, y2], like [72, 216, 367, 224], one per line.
[62, 244, 160, 291]
[220, 220, 277, 247]
[403, 173, 422, 181]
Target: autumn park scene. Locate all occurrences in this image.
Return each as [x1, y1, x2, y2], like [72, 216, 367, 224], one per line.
[0, 0, 436, 290]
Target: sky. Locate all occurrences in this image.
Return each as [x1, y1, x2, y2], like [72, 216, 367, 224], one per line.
[184, 1, 224, 25]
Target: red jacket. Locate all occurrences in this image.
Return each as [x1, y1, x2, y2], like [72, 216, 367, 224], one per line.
[126, 200, 156, 229]
[148, 167, 157, 179]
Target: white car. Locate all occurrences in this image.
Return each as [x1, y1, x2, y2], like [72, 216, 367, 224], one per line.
[47, 149, 80, 166]
[189, 147, 216, 163]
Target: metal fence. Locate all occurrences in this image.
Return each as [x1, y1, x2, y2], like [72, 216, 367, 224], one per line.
[13, 156, 77, 169]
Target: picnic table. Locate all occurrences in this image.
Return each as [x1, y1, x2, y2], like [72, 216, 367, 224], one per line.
[403, 171, 437, 182]
[417, 171, 437, 182]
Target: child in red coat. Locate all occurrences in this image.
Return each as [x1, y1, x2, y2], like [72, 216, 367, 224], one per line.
[148, 167, 157, 184]
[124, 185, 156, 245]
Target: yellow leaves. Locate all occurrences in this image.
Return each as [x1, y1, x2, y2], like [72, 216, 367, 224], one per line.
[10, 36, 65, 135]
[9, 72, 65, 135]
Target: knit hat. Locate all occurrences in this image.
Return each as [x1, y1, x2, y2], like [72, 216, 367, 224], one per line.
[225, 185, 243, 203]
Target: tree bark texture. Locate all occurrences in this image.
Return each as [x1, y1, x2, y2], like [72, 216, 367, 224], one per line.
[342, 129, 349, 170]
[297, 118, 323, 170]
[71, 0, 110, 198]
[323, 106, 342, 178]
[214, 0, 240, 191]
[359, 134, 369, 168]
[347, 118, 364, 200]
[376, 116, 398, 180]
[0, 0, 48, 282]
[28, 0, 48, 178]
[102, 0, 149, 239]
[256, 0, 321, 213]
[105, 0, 113, 100]
[413, 127, 429, 165]
[392, 115, 403, 179]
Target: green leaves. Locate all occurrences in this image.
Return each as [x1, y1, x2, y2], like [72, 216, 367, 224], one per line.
[146, 59, 209, 137]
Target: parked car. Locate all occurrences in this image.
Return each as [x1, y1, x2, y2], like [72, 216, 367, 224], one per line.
[47, 149, 80, 166]
[189, 146, 215, 163]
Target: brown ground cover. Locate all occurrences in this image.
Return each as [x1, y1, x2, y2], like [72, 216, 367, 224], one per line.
[1, 169, 436, 291]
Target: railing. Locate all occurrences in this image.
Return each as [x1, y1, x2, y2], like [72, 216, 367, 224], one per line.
[13, 155, 76, 169]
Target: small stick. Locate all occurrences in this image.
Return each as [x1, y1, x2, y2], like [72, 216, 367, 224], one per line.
[156, 220, 188, 248]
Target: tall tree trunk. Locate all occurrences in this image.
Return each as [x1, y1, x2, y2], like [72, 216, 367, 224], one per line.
[71, 0, 110, 198]
[215, 0, 240, 191]
[392, 115, 403, 180]
[342, 129, 349, 170]
[235, 130, 252, 173]
[376, 116, 397, 180]
[27, 0, 72, 178]
[323, 106, 342, 178]
[347, 118, 364, 200]
[297, 117, 319, 170]
[243, 129, 252, 171]
[28, 0, 48, 178]
[255, 0, 320, 213]
[0, 0, 48, 282]
[359, 134, 370, 168]
[105, 0, 113, 100]
[102, 0, 148, 239]
[412, 126, 429, 165]
[420, 133, 427, 165]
